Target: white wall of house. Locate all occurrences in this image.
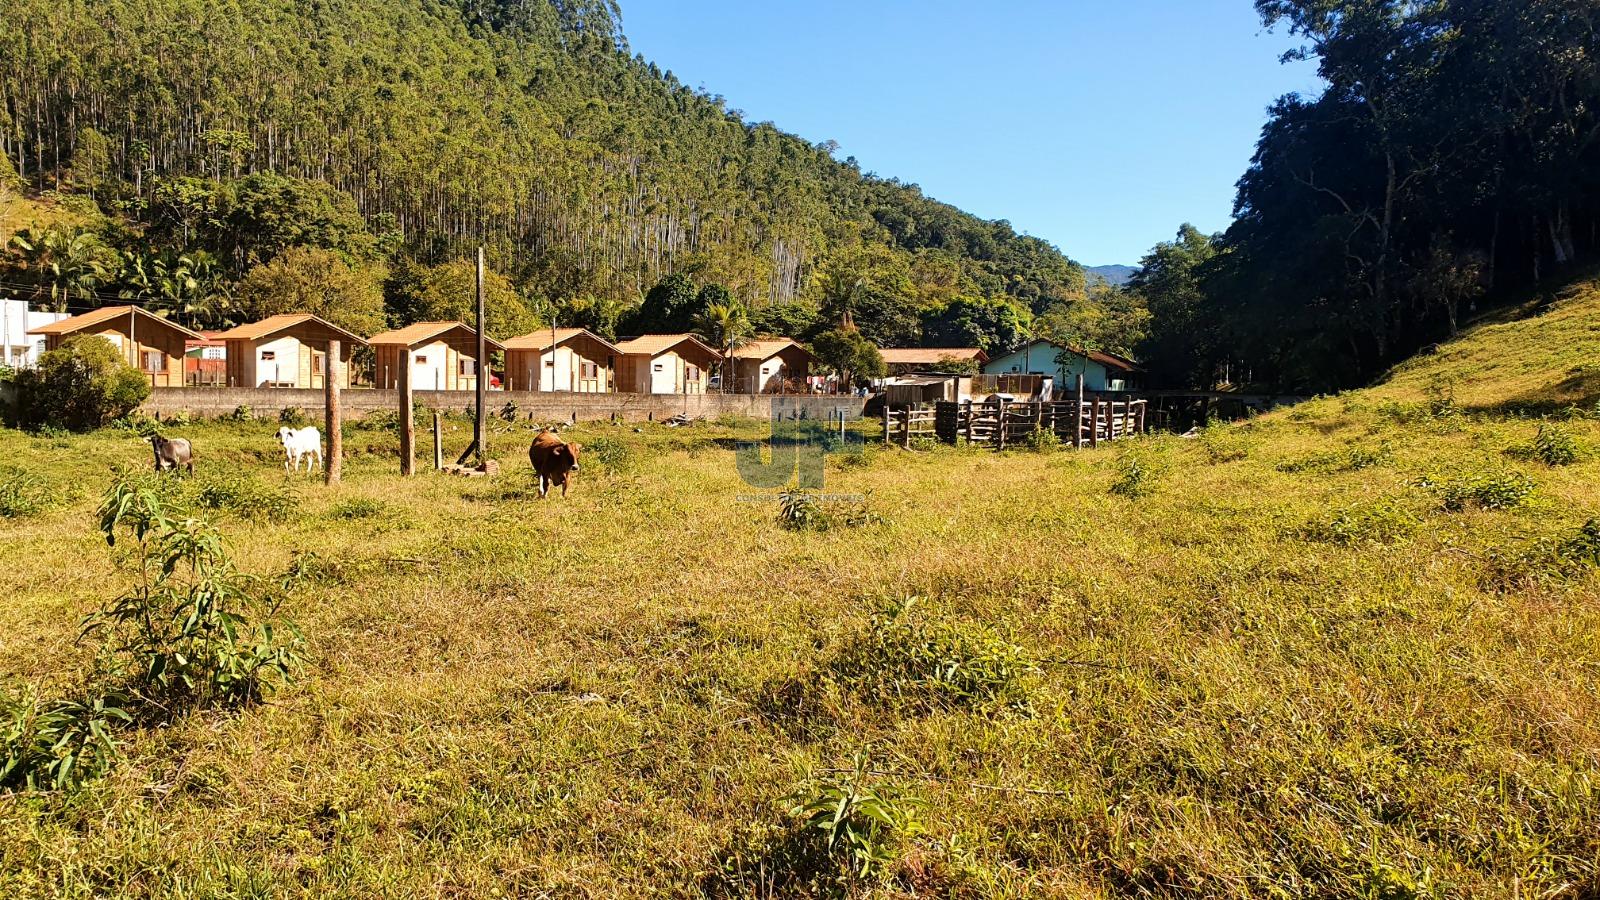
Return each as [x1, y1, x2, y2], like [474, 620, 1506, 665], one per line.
[539, 346, 577, 392]
[757, 355, 784, 392]
[411, 341, 449, 391]
[252, 335, 302, 386]
[649, 351, 680, 393]
[1, 299, 66, 367]
[984, 341, 1117, 391]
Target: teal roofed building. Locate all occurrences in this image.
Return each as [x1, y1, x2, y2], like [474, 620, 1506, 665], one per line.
[982, 339, 1142, 392]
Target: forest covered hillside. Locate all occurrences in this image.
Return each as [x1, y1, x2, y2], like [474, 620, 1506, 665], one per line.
[0, 0, 1129, 356]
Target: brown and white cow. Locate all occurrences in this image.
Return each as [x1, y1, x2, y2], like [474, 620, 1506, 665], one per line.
[528, 429, 582, 498]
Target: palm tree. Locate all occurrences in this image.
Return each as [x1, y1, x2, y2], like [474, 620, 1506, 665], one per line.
[8, 227, 116, 312]
[695, 301, 752, 393]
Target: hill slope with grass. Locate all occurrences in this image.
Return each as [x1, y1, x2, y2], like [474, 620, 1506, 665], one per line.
[1, 281, 1598, 896]
[1373, 269, 1600, 413]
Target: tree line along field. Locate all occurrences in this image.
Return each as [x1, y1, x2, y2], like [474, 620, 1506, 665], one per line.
[2, 285, 1600, 897]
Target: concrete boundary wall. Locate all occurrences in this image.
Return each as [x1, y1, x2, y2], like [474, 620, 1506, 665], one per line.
[140, 387, 868, 423]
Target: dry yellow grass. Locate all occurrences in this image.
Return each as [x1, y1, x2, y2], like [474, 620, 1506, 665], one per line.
[1, 285, 1598, 897]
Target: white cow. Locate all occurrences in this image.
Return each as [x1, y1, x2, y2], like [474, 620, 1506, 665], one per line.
[276, 426, 323, 474]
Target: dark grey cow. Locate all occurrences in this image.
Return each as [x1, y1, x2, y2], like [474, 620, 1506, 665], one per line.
[150, 434, 194, 474]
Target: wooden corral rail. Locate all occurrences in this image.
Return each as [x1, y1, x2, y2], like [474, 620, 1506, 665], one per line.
[885, 398, 1148, 449]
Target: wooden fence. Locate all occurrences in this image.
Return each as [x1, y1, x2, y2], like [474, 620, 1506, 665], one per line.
[883, 398, 1147, 449]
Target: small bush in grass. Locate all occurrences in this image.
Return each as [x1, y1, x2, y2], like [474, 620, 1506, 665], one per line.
[829, 598, 1034, 712]
[1197, 426, 1249, 463]
[1110, 450, 1159, 499]
[0, 468, 57, 518]
[192, 471, 299, 522]
[789, 755, 925, 883]
[225, 405, 253, 423]
[89, 471, 305, 714]
[1488, 518, 1600, 587]
[1532, 423, 1581, 466]
[278, 407, 309, 427]
[776, 490, 884, 531]
[328, 498, 385, 520]
[1278, 442, 1395, 474]
[1422, 468, 1536, 511]
[13, 333, 151, 432]
[583, 436, 634, 474]
[0, 686, 128, 792]
[1023, 427, 1060, 452]
[1302, 498, 1420, 545]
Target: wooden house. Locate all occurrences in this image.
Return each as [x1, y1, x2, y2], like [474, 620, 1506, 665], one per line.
[29, 305, 200, 387]
[983, 339, 1142, 392]
[502, 327, 620, 393]
[213, 314, 365, 389]
[369, 321, 504, 391]
[728, 338, 818, 393]
[878, 347, 988, 375]
[613, 334, 719, 395]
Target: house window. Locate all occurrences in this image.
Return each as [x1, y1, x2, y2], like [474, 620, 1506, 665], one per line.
[415, 355, 428, 364]
[312, 353, 325, 375]
[261, 351, 276, 361]
[686, 365, 700, 382]
[652, 363, 664, 372]
[141, 350, 164, 373]
[580, 361, 598, 378]
[459, 358, 476, 376]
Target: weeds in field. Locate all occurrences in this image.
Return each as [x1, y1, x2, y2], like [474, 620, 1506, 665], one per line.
[1302, 498, 1420, 545]
[1488, 518, 1600, 587]
[1197, 426, 1249, 463]
[0, 686, 128, 792]
[828, 598, 1033, 712]
[777, 490, 884, 531]
[191, 471, 299, 522]
[328, 498, 385, 520]
[0, 467, 57, 517]
[790, 755, 925, 882]
[278, 407, 309, 427]
[89, 472, 305, 713]
[583, 436, 634, 474]
[1110, 449, 1159, 499]
[1022, 427, 1059, 452]
[1421, 468, 1536, 511]
[1532, 423, 1582, 466]
[1279, 441, 1395, 474]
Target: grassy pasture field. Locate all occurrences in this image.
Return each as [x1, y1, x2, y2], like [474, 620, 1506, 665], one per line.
[3, 288, 1600, 897]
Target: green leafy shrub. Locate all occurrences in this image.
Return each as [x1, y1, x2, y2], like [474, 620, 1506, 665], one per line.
[1197, 426, 1249, 463]
[1, 686, 128, 792]
[1488, 518, 1600, 587]
[1422, 469, 1536, 511]
[789, 756, 925, 882]
[192, 472, 299, 522]
[1532, 423, 1581, 466]
[225, 405, 254, 422]
[0, 468, 57, 518]
[1110, 450, 1159, 499]
[829, 598, 1033, 712]
[1023, 427, 1060, 452]
[278, 407, 309, 427]
[1278, 442, 1396, 474]
[88, 472, 305, 713]
[583, 436, 634, 474]
[1302, 498, 1420, 545]
[776, 490, 884, 531]
[777, 489, 823, 530]
[12, 333, 152, 432]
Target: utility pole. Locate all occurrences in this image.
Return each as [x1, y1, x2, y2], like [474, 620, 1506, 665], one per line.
[473, 246, 487, 466]
[325, 339, 342, 485]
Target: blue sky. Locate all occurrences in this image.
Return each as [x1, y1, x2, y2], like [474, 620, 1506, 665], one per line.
[619, 1, 1324, 267]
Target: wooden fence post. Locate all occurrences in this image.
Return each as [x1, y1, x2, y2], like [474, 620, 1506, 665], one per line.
[996, 398, 1008, 451]
[324, 339, 342, 485]
[398, 356, 415, 476]
[1090, 398, 1100, 448]
[882, 404, 892, 446]
[964, 399, 974, 445]
[432, 411, 443, 470]
[1137, 400, 1147, 434]
[901, 407, 912, 450]
[1074, 374, 1085, 448]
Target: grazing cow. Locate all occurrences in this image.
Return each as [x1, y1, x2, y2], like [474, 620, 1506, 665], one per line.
[150, 434, 193, 475]
[528, 429, 582, 498]
[276, 425, 323, 474]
